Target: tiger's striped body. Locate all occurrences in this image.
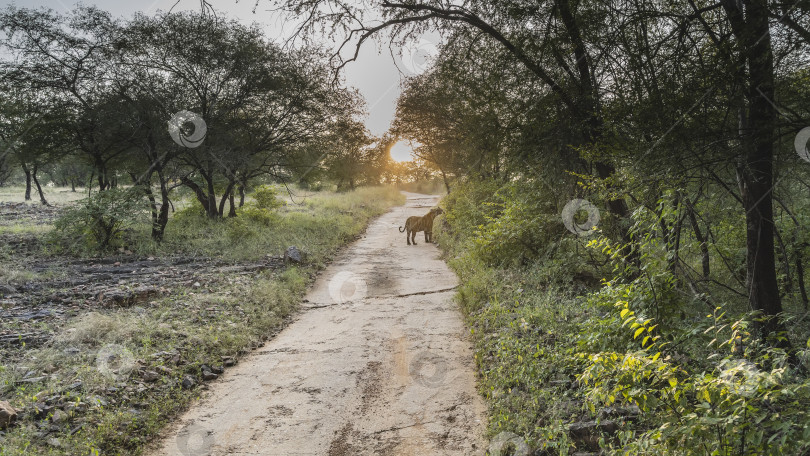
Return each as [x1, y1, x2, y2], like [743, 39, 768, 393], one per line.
[399, 207, 443, 245]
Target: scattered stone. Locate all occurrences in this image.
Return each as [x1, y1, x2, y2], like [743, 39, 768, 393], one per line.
[210, 365, 224, 375]
[222, 356, 236, 367]
[32, 403, 53, 420]
[283, 246, 305, 264]
[50, 409, 67, 423]
[181, 375, 197, 390]
[192, 282, 201, 288]
[156, 365, 173, 375]
[114, 262, 121, 267]
[568, 420, 618, 451]
[200, 365, 218, 381]
[47, 437, 61, 447]
[202, 371, 218, 381]
[0, 401, 17, 429]
[141, 370, 159, 382]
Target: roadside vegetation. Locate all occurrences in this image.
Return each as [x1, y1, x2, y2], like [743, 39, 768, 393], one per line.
[434, 179, 810, 455]
[0, 185, 403, 456]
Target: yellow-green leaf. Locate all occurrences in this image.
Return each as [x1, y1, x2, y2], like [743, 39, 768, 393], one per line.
[634, 327, 645, 339]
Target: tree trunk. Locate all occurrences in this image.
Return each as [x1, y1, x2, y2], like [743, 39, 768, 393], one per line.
[724, 0, 788, 346]
[218, 181, 235, 217]
[181, 176, 219, 219]
[238, 184, 246, 207]
[31, 164, 48, 206]
[154, 168, 171, 242]
[22, 164, 31, 201]
[685, 197, 710, 279]
[228, 190, 236, 217]
[440, 169, 451, 194]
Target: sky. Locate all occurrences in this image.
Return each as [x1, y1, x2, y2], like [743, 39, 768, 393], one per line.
[4, 0, 440, 157]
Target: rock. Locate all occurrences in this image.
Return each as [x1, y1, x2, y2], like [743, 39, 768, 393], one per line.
[113, 262, 121, 267]
[192, 282, 201, 288]
[181, 375, 196, 390]
[568, 420, 618, 451]
[202, 371, 218, 381]
[50, 409, 67, 423]
[200, 366, 218, 381]
[210, 365, 224, 375]
[141, 370, 159, 382]
[283, 246, 305, 264]
[0, 401, 17, 429]
[156, 365, 173, 375]
[222, 356, 236, 367]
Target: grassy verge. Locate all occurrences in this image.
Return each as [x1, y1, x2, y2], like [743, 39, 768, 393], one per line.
[0, 186, 404, 456]
[435, 180, 810, 455]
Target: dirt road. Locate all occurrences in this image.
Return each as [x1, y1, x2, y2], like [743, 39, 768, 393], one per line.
[151, 193, 487, 455]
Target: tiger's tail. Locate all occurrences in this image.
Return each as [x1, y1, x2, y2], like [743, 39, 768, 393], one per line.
[398, 226, 405, 233]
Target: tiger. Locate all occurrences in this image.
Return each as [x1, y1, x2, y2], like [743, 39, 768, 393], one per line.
[398, 207, 443, 245]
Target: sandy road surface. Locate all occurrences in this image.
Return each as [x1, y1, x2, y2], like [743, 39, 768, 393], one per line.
[150, 192, 487, 456]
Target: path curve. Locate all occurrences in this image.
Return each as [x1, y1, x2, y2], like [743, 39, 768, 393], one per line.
[151, 192, 487, 455]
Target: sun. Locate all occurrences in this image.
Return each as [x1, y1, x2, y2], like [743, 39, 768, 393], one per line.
[390, 140, 415, 162]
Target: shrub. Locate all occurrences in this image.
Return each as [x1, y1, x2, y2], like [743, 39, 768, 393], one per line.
[53, 188, 146, 252]
[252, 185, 285, 211]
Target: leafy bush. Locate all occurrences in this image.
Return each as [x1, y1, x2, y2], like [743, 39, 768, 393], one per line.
[53, 188, 146, 252]
[252, 185, 285, 211]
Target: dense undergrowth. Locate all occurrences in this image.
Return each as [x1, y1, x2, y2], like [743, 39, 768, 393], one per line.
[0, 186, 404, 456]
[436, 179, 810, 455]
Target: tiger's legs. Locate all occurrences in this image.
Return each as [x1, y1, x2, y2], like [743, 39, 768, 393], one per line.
[425, 231, 430, 243]
[406, 228, 412, 245]
[410, 230, 417, 245]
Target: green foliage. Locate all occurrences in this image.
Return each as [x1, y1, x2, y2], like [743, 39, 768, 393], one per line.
[52, 188, 146, 253]
[251, 185, 285, 211]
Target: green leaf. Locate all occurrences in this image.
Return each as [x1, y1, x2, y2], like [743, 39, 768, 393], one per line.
[634, 327, 644, 339]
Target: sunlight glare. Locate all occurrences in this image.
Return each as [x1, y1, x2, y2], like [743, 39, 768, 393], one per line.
[390, 141, 415, 162]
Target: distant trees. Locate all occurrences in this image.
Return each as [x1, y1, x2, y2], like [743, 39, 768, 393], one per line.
[0, 6, 367, 240]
